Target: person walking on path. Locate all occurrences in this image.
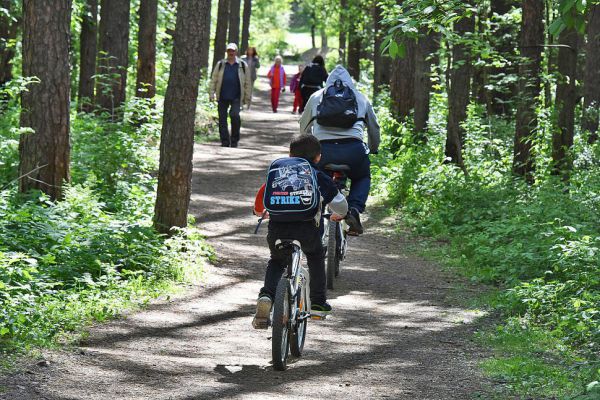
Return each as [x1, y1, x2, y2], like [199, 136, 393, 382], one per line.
[267, 56, 286, 113]
[299, 65, 380, 235]
[209, 43, 252, 147]
[290, 64, 304, 114]
[299, 55, 328, 113]
[241, 47, 260, 108]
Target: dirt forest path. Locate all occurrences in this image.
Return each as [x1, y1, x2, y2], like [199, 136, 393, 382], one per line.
[1, 68, 491, 400]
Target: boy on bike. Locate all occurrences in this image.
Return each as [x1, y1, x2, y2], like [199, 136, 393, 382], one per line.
[299, 66, 380, 236]
[252, 134, 349, 329]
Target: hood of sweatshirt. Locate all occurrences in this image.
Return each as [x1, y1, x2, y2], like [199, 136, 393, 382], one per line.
[325, 65, 356, 91]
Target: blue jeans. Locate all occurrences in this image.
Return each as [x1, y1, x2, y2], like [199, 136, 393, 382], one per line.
[318, 140, 371, 213]
[218, 98, 241, 146]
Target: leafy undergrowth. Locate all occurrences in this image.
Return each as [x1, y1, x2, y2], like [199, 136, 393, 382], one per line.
[373, 95, 600, 399]
[0, 94, 214, 357]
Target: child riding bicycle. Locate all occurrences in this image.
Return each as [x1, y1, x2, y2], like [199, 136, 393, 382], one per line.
[252, 134, 350, 329]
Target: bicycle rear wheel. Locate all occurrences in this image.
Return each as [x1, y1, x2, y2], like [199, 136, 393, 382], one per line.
[272, 278, 290, 371]
[289, 284, 307, 357]
[326, 220, 338, 290]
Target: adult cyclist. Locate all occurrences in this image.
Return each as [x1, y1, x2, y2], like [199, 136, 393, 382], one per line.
[299, 65, 380, 235]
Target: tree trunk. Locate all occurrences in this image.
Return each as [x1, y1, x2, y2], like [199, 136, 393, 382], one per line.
[96, 0, 130, 116]
[551, 27, 579, 181]
[445, 14, 475, 168]
[311, 22, 316, 48]
[347, 27, 361, 81]
[414, 31, 440, 140]
[320, 27, 328, 49]
[390, 38, 416, 121]
[135, 0, 158, 98]
[0, 0, 18, 88]
[240, 0, 251, 54]
[373, 3, 391, 98]
[512, 0, 544, 181]
[213, 0, 230, 68]
[228, 0, 240, 45]
[339, 0, 347, 64]
[78, 0, 98, 112]
[19, 0, 71, 200]
[583, 5, 600, 143]
[154, 0, 211, 234]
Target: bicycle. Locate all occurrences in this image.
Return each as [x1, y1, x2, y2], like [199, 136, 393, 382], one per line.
[270, 238, 322, 371]
[322, 163, 351, 290]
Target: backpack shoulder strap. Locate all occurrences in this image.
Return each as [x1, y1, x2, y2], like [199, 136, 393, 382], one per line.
[218, 60, 224, 71]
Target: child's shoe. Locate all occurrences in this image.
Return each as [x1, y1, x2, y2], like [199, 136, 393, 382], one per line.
[311, 301, 332, 320]
[252, 294, 272, 329]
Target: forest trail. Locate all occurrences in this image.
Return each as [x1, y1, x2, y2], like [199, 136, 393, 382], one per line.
[1, 69, 490, 400]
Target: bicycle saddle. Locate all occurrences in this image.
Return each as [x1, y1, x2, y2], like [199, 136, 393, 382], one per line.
[275, 239, 301, 250]
[324, 163, 351, 172]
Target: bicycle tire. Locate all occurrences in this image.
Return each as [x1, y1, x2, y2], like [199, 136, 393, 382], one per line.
[335, 228, 346, 277]
[272, 278, 290, 371]
[326, 220, 338, 290]
[289, 283, 307, 357]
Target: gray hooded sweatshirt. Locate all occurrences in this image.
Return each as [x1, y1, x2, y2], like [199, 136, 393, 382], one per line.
[299, 66, 381, 153]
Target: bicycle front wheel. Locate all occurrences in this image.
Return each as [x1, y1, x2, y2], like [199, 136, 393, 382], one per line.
[272, 278, 290, 371]
[326, 220, 338, 290]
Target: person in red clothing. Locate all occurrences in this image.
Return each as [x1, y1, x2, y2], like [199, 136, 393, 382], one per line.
[289, 64, 304, 114]
[267, 56, 286, 113]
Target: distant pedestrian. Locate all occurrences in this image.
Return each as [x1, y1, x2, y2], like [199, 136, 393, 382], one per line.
[267, 56, 286, 113]
[299, 55, 328, 113]
[209, 43, 252, 148]
[290, 65, 304, 114]
[241, 47, 260, 108]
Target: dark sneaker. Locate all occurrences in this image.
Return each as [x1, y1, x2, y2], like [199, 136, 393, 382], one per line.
[231, 142, 238, 148]
[221, 142, 230, 147]
[311, 302, 332, 319]
[345, 208, 363, 236]
[252, 295, 272, 329]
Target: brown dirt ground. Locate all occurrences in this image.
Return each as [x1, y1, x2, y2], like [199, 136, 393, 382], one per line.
[0, 67, 493, 400]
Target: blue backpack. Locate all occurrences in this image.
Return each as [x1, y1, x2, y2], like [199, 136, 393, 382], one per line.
[264, 157, 321, 222]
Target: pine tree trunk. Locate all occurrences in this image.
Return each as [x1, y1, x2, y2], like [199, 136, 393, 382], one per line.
[390, 38, 416, 121]
[445, 14, 475, 168]
[320, 27, 328, 49]
[339, 0, 347, 64]
[583, 5, 600, 143]
[311, 22, 316, 48]
[213, 0, 230, 68]
[0, 0, 18, 88]
[136, 0, 158, 99]
[551, 27, 579, 181]
[78, 0, 98, 112]
[199, 0, 212, 74]
[513, 0, 544, 181]
[154, 0, 211, 234]
[414, 31, 439, 139]
[240, 0, 251, 53]
[19, 0, 71, 200]
[228, 0, 241, 45]
[373, 3, 391, 98]
[96, 0, 130, 116]
[347, 27, 361, 81]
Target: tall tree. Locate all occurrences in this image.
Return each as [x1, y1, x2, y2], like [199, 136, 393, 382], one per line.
[96, 0, 131, 115]
[583, 4, 600, 143]
[414, 31, 439, 139]
[512, 0, 544, 181]
[339, 0, 347, 64]
[347, 26, 361, 80]
[154, 0, 211, 233]
[213, 0, 230, 68]
[390, 38, 416, 121]
[199, 0, 212, 73]
[228, 0, 241, 45]
[78, 0, 98, 111]
[551, 27, 579, 181]
[240, 0, 251, 53]
[135, 0, 158, 99]
[445, 13, 475, 169]
[0, 0, 18, 88]
[373, 2, 391, 97]
[19, 0, 71, 200]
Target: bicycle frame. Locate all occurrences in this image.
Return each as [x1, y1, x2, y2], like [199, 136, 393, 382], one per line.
[285, 243, 311, 324]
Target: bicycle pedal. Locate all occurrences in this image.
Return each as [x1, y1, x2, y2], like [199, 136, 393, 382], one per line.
[252, 317, 270, 329]
[310, 314, 328, 321]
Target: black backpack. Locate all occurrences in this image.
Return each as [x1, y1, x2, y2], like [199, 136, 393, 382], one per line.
[315, 79, 364, 129]
[263, 157, 321, 222]
[218, 60, 246, 74]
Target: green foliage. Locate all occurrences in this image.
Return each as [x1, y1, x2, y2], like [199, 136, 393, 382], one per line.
[373, 92, 600, 397]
